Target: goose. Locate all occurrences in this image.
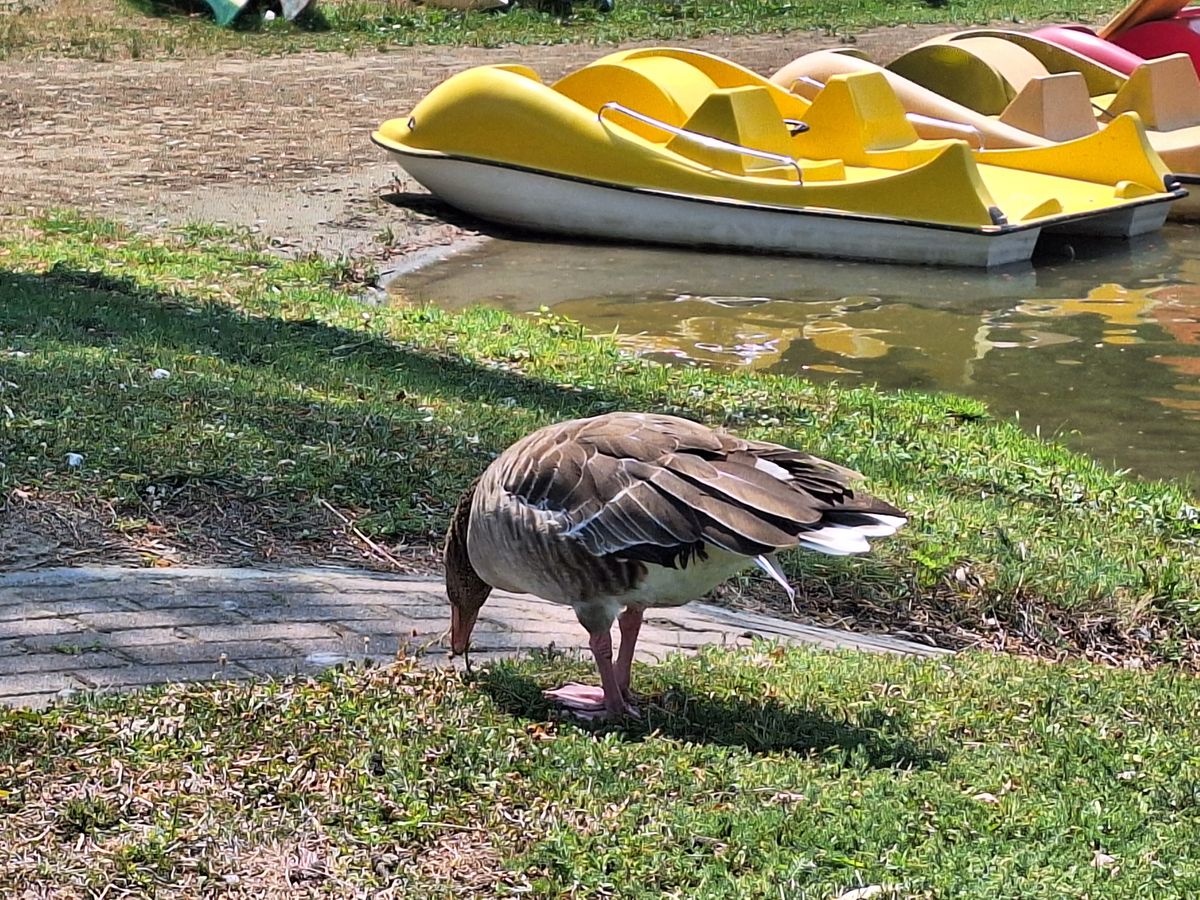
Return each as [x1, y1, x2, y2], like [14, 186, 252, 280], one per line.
[444, 411, 907, 720]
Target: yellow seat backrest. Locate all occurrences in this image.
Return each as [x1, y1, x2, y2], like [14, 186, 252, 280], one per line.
[665, 85, 796, 174]
[793, 70, 921, 164]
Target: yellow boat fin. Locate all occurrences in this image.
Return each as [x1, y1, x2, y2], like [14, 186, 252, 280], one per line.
[975, 111, 1172, 192]
[1020, 197, 1064, 220]
[998, 73, 1098, 142]
[832, 141, 1001, 226]
[1114, 179, 1160, 199]
[1107, 54, 1200, 131]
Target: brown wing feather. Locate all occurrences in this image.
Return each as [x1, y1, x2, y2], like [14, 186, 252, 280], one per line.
[564, 456, 704, 557]
[488, 412, 903, 569]
[664, 455, 826, 526]
[744, 444, 907, 517]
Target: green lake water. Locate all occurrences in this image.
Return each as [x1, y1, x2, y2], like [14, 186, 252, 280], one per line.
[394, 227, 1200, 484]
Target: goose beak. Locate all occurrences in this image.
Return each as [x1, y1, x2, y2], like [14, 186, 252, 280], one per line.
[450, 605, 478, 656]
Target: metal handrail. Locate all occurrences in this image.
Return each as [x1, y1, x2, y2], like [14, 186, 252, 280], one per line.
[597, 101, 804, 183]
[787, 75, 826, 97]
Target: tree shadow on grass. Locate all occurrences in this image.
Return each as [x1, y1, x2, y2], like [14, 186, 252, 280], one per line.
[3, 264, 622, 419]
[476, 663, 944, 768]
[0, 264, 634, 547]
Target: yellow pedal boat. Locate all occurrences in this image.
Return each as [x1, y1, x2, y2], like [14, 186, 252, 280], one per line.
[372, 48, 1182, 268]
[879, 29, 1200, 213]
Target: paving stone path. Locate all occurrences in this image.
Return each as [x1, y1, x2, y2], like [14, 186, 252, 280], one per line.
[0, 566, 949, 708]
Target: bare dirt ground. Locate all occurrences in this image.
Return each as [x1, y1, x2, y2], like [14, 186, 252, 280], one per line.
[1, 26, 953, 266]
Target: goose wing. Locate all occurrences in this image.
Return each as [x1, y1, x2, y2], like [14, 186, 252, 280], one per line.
[495, 412, 904, 567]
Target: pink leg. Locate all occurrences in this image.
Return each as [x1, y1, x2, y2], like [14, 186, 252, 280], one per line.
[615, 607, 644, 700]
[543, 627, 639, 720]
[588, 628, 633, 718]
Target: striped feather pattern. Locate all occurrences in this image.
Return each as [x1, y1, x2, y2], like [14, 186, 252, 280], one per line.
[458, 412, 906, 608]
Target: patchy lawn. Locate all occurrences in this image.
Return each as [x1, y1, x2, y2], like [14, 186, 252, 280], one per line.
[0, 214, 1197, 665]
[2, 647, 1199, 896]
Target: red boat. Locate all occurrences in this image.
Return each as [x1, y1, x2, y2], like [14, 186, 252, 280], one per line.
[1034, 0, 1200, 76]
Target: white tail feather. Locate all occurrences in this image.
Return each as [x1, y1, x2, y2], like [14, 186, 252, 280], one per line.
[846, 514, 908, 537]
[755, 554, 796, 605]
[798, 526, 872, 555]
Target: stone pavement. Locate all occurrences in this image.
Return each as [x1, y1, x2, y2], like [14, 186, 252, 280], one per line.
[0, 566, 949, 708]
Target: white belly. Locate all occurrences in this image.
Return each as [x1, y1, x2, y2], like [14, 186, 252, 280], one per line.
[618, 548, 753, 609]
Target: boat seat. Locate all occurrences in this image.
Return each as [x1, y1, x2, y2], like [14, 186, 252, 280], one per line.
[1107, 53, 1200, 130]
[792, 71, 957, 170]
[492, 64, 543, 82]
[887, 45, 1015, 116]
[602, 47, 813, 120]
[553, 63, 698, 141]
[554, 57, 721, 127]
[667, 86, 845, 181]
[998, 72, 1098, 141]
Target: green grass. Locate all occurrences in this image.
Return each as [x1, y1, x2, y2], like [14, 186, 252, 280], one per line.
[0, 213, 1197, 662]
[0, 0, 1126, 61]
[3, 647, 1200, 895]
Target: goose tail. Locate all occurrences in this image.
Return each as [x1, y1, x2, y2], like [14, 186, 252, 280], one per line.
[795, 510, 908, 557]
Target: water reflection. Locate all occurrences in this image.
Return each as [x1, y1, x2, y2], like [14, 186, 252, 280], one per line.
[394, 229, 1200, 484]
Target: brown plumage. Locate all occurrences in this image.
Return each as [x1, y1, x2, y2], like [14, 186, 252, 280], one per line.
[445, 411, 906, 719]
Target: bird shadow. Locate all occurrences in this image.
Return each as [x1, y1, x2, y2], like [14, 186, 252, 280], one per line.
[476, 664, 944, 769]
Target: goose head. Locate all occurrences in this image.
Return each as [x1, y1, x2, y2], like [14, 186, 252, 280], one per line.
[444, 478, 491, 654]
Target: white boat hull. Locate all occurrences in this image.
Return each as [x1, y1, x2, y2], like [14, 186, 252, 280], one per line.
[1046, 198, 1173, 238]
[390, 152, 1044, 268]
[1168, 181, 1200, 220]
